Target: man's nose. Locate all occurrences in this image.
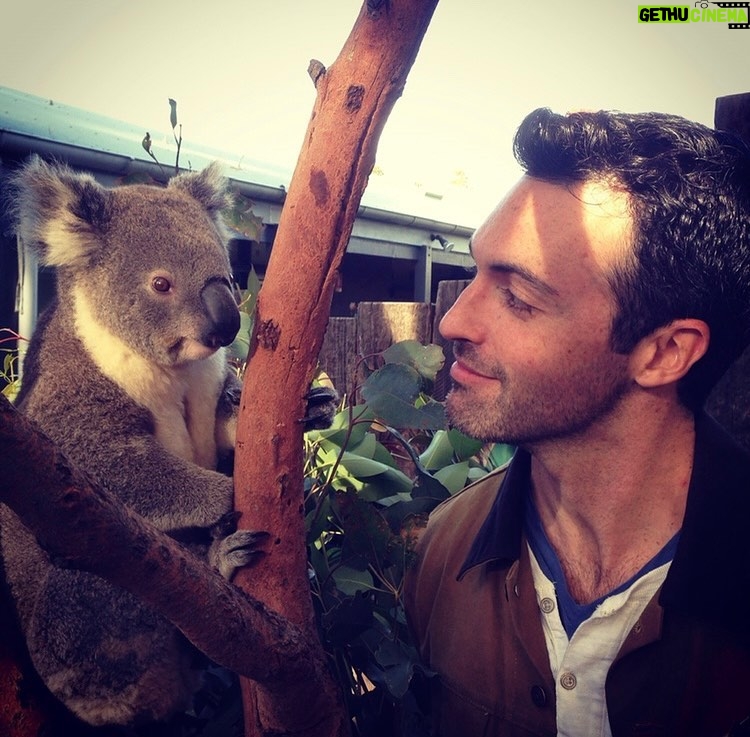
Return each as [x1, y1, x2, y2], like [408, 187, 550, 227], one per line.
[439, 282, 481, 343]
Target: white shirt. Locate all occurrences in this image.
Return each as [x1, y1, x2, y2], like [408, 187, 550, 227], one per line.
[528, 544, 671, 737]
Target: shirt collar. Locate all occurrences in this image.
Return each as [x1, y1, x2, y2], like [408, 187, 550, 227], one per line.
[457, 449, 531, 579]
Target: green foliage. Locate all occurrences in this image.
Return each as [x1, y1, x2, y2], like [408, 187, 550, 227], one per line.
[0, 329, 23, 400]
[223, 192, 264, 242]
[302, 340, 498, 736]
[226, 268, 261, 374]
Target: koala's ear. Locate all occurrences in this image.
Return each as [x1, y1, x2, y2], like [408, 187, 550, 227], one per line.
[168, 161, 231, 217]
[11, 156, 110, 268]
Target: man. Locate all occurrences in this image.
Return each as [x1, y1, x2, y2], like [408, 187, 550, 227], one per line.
[404, 108, 750, 737]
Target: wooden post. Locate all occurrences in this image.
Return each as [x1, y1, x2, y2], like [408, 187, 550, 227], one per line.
[432, 279, 470, 400]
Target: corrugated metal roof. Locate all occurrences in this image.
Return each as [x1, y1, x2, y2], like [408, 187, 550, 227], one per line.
[0, 85, 475, 238]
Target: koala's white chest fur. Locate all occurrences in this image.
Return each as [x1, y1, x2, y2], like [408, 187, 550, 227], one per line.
[73, 286, 225, 469]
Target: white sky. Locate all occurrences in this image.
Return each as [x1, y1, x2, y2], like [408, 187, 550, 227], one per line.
[2, 0, 749, 226]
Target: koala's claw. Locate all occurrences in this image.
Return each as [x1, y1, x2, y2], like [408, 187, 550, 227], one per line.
[300, 386, 339, 431]
[211, 529, 270, 580]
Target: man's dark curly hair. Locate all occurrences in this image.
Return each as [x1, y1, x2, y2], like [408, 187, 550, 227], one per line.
[513, 107, 750, 410]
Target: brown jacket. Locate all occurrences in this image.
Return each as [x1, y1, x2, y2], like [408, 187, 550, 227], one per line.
[404, 414, 750, 737]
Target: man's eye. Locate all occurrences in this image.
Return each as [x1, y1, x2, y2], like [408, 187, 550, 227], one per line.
[502, 288, 533, 315]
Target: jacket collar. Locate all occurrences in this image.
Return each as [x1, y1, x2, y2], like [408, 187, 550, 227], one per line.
[458, 413, 750, 634]
[660, 412, 750, 634]
[458, 449, 529, 579]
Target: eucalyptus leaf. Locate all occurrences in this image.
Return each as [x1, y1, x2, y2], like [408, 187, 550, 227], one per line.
[361, 364, 446, 430]
[374, 492, 414, 508]
[467, 466, 489, 483]
[243, 266, 262, 311]
[345, 431, 378, 460]
[337, 547, 371, 573]
[223, 192, 263, 241]
[323, 594, 374, 647]
[356, 472, 414, 501]
[375, 637, 406, 667]
[332, 566, 375, 596]
[362, 363, 420, 405]
[310, 442, 342, 472]
[379, 492, 445, 533]
[447, 428, 484, 461]
[412, 466, 451, 500]
[373, 639, 416, 699]
[331, 490, 395, 562]
[339, 452, 413, 492]
[359, 486, 410, 504]
[419, 430, 454, 471]
[306, 494, 333, 545]
[488, 443, 517, 469]
[339, 453, 395, 478]
[168, 98, 178, 129]
[382, 340, 445, 382]
[434, 461, 470, 494]
[371, 437, 400, 469]
[311, 404, 375, 447]
[307, 536, 330, 582]
[226, 311, 253, 363]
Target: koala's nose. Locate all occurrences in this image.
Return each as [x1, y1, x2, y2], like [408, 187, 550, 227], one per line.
[201, 280, 240, 348]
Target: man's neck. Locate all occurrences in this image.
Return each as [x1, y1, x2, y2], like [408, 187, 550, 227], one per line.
[528, 396, 695, 604]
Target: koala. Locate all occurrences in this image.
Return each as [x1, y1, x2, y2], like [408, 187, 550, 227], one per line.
[0, 157, 336, 728]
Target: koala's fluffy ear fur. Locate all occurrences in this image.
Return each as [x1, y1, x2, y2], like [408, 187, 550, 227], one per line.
[11, 156, 111, 269]
[168, 161, 231, 231]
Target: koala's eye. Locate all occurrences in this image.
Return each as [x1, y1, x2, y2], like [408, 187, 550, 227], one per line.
[152, 276, 172, 293]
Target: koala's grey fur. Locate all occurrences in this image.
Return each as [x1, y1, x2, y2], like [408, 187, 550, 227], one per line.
[0, 158, 265, 727]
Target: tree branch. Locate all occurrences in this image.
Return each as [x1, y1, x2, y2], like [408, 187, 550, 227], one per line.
[234, 1, 439, 735]
[0, 395, 331, 702]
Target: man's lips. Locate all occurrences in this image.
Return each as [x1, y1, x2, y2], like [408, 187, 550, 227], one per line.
[450, 359, 496, 383]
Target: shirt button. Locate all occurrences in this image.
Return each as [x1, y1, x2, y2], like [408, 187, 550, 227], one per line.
[530, 685, 548, 707]
[560, 672, 577, 690]
[539, 597, 555, 613]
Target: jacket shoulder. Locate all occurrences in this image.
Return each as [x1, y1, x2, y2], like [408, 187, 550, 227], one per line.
[408, 465, 509, 583]
[428, 465, 509, 532]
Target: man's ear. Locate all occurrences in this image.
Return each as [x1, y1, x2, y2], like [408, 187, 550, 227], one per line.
[631, 319, 710, 389]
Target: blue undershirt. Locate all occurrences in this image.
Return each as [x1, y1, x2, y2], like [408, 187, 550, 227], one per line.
[524, 494, 681, 638]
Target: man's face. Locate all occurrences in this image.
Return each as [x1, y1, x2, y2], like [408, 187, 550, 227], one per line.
[440, 176, 636, 447]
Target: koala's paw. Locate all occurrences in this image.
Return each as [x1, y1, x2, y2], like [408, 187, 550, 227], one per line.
[210, 511, 243, 539]
[301, 386, 339, 431]
[210, 529, 270, 581]
[216, 371, 242, 423]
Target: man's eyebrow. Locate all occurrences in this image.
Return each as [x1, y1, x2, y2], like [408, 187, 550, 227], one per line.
[490, 262, 560, 298]
[468, 238, 560, 298]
